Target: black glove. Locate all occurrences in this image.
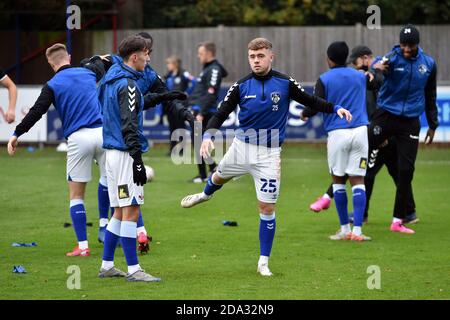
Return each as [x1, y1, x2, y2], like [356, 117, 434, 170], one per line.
[183, 108, 195, 130]
[162, 90, 188, 101]
[143, 91, 187, 109]
[131, 153, 147, 186]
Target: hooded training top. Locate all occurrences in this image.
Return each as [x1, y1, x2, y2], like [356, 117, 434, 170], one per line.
[98, 62, 148, 156]
[205, 69, 339, 147]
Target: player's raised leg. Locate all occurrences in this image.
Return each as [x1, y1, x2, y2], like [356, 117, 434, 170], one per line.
[181, 172, 227, 208]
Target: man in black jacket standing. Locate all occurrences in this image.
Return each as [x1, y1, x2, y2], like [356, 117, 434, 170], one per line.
[188, 42, 228, 183]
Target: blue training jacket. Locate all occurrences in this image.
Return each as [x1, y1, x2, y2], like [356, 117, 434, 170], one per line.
[98, 62, 148, 155]
[376, 45, 436, 118]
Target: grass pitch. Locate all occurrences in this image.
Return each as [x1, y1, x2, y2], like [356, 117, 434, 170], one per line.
[0, 143, 449, 300]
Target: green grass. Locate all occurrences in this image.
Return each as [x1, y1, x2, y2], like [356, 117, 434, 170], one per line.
[0, 143, 449, 300]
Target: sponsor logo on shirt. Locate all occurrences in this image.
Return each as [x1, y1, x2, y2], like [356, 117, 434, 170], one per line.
[359, 157, 368, 169]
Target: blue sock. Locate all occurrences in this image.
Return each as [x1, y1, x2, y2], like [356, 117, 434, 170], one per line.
[203, 174, 223, 196]
[352, 184, 366, 227]
[333, 184, 349, 225]
[70, 199, 87, 242]
[98, 178, 110, 222]
[259, 213, 276, 257]
[137, 210, 144, 229]
[102, 217, 121, 262]
[120, 221, 138, 267]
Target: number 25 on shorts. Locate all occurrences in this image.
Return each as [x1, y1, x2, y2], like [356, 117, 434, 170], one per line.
[260, 178, 277, 193]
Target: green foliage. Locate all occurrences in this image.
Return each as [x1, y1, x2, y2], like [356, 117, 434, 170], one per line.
[144, 0, 450, 27]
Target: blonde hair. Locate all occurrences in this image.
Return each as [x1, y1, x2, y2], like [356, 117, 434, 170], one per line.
[248, 38, 273, 51]
[166, 55, 181, 69]
[45, 43, 68, 62]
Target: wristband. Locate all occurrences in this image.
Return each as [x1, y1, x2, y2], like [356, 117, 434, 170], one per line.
[333, 105, 342, 113]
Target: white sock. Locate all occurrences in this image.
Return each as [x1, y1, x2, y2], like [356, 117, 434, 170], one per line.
[393, 217, 402, 224]
[137, 227, 147, 236]
[99, 218, 109, 228]
[258, 255, 269, 266]
[128, 264, 141, 274]
[78, 240, 88, 250]
[201, 192, 211, 199]
[352, 226, 362, 236]
[323, 193, 331, 200]
[341, 224, 351, 234]
[101, 260, 114, 270]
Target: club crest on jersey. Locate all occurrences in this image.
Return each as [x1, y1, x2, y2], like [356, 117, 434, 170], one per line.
[373, 125, 382, 135]
[271, 92, 281, 104]
[118, 185, 130, 199]
[418, 64, 428, 75]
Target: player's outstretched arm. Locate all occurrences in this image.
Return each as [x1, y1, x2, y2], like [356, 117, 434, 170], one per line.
[7, 135, 18, 156]
[143, 74, 191, 123]
[205, 82, 240, 131]
[13, 84, 54, 139]
[289, 77, 352, 122]
[200, 137, 215, 158]
[0, 73, 17, 124]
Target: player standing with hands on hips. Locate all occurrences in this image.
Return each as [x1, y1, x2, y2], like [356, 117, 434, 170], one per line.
[181, 38, 352, 277]
[370, 25, 438, 234]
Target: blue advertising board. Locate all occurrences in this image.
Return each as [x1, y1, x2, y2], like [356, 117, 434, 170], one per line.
[47, 86, 450, 142]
